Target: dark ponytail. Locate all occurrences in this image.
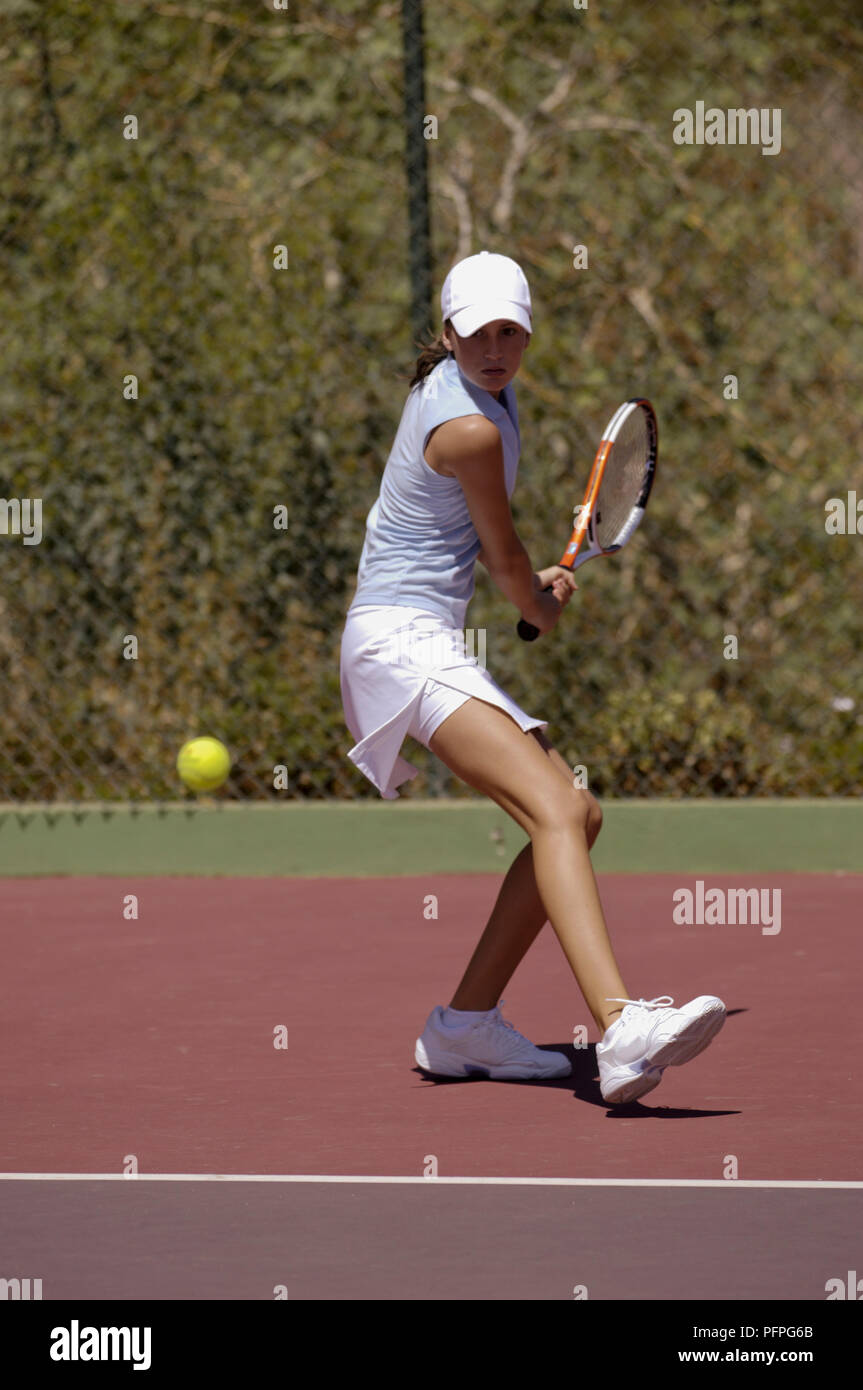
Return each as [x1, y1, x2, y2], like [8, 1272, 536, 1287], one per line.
[403, 319, 453, 390]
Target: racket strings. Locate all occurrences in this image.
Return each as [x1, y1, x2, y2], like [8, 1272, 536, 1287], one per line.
[594, 408, 651, 549]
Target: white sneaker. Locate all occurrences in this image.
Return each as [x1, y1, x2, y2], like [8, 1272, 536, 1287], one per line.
[596, 995, 726, 1104]
[415, 1001, 572, 1080]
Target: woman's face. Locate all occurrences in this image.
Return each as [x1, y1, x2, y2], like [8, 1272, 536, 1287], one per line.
[442, 318, 530, 398]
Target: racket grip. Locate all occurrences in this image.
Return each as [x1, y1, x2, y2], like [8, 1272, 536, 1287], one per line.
[516, 585, 553, 643]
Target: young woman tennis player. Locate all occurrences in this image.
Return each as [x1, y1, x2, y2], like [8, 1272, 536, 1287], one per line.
[340, 251, 725, 1105]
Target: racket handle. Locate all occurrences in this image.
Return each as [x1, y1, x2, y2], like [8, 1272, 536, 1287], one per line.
[516, 585, 553, 643]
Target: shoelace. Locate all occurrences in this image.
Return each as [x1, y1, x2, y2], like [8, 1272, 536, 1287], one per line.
[488, 999, 513, 1027]
[478, 999, 520, 1036]
[605, 995, 675, 1011]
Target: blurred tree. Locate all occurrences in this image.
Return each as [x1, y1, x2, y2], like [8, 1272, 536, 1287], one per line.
[0, 0, 860, 798]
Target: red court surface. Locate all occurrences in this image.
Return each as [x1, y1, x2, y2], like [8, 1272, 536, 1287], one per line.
[3, 873, 860, 1178]
[2, 873, 860, 1299]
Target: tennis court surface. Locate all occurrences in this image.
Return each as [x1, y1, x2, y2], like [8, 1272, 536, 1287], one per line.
[2, 802, 860, 1309]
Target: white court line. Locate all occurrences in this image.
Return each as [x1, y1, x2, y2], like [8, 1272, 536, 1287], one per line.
[0, 1174, 861, 1188]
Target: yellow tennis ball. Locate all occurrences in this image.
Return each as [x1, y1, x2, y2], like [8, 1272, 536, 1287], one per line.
[176, 737, 231, 792]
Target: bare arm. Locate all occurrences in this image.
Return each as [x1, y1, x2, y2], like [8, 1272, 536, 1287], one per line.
[429, 415, 558, 627]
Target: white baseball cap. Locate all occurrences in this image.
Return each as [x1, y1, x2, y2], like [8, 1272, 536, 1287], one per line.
[440, 251, 532, 337]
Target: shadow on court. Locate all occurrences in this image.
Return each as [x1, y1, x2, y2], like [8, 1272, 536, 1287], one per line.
[414, 1040, 741, 1117]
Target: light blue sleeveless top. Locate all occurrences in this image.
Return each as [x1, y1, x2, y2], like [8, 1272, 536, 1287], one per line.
[348, 355, 521, 628]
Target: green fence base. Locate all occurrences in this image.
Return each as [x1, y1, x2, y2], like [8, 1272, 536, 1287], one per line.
[0, 800, 859, 876]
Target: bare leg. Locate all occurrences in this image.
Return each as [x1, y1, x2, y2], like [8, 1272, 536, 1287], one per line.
[448, 843, 546, 1013]
[449, 767, 602, 1011]
[430, 701, 629, 1033]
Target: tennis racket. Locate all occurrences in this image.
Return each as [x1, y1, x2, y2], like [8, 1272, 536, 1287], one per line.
[517, 397, 658, 641]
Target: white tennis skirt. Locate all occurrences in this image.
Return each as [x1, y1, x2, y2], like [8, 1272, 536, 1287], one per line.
[339, 604, 546, 799]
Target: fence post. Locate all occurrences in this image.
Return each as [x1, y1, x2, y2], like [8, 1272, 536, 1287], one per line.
[401, 0, 433, 352]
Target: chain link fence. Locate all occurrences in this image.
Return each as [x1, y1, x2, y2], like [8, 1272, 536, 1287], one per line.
[1, 1, 861, 801]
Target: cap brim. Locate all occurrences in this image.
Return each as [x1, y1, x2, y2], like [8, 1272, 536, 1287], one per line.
[448, 302, 532, 337]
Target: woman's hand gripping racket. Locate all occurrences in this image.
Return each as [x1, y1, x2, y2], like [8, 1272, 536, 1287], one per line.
[517, 397, 658, 641]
